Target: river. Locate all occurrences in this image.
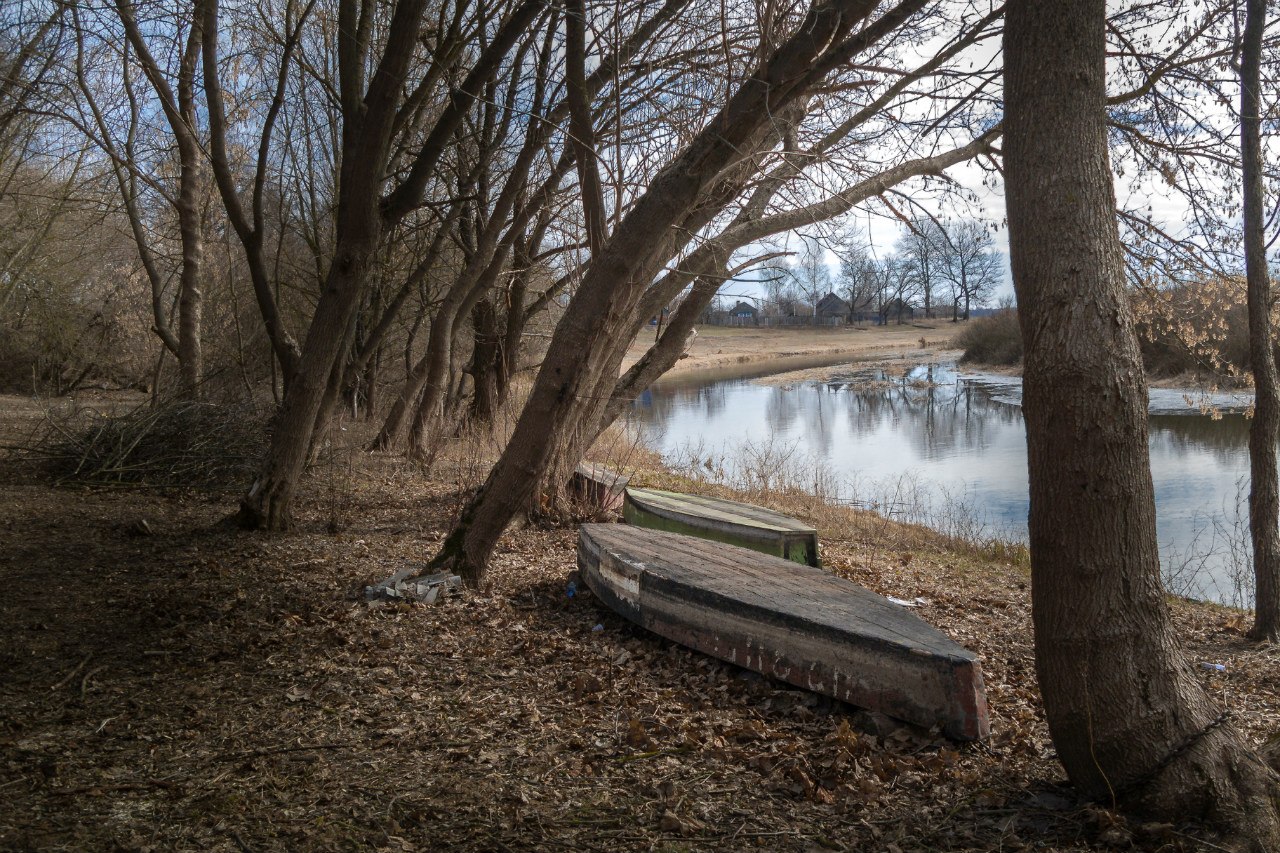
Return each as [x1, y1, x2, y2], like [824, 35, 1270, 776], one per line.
[628, 361, 1257, 607]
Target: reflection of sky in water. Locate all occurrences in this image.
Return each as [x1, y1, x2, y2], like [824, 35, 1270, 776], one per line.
[630, 363, 1254, 605]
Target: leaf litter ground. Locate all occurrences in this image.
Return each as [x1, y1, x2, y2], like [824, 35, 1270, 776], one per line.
[1, 398, 1277, 853]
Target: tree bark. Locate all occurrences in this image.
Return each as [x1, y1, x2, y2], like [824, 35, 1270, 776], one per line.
[467, 298, 501, 425]
[1004, 0, 1280, 844]
[111, 0, 207, 397]
[1238, 0, 1279, 643]
[172, 14, 204, 397]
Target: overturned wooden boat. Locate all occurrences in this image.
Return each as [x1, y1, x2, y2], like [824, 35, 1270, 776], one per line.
[577, 523, 989, 740]
[569, 463, 631, 513]
[623, 486, 820, 567]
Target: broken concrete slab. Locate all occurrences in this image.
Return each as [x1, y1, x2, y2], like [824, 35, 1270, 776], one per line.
[364, 569, 461, 603]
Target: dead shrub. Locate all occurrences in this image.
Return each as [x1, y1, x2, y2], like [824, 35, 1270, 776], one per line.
[956, 312, 1022, 366]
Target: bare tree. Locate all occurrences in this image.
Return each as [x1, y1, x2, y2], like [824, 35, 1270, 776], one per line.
[67, 2, 209, 397]
[427, 0, 951, 583]
[236, 0, 550, 529]
[788, 236, 834, 323]
[937, 219, 1000, 321]
[1004, 0, 1280, 842]
[896, 217, 946, 319]
[837, 239, 881, 321]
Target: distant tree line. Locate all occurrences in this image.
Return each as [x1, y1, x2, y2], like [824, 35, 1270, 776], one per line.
[706, 218, 1002, 327]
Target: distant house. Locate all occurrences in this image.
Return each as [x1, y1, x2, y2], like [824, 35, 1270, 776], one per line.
[881, 297, 916, 324]
[728, 300, 759, 325]
[815, 292, 851, 322]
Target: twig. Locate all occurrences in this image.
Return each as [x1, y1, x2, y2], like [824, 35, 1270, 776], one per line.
[50, 653, 92, 691]
[80, 665, 107, 698]
[613, 746, 694, 763]
[220, 742, 361, 761]
[0, 776, 28, 792]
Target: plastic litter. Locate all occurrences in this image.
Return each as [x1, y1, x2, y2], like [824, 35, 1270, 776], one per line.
[1200, 662, 1227, 672]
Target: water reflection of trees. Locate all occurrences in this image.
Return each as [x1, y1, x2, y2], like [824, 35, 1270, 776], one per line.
[1149, 414, 1249, 462]
[765, 384, 801, 434]
[628, 377, 744, 441]
[835, 374, 1023, 460]
[631, 369, 1252, 468]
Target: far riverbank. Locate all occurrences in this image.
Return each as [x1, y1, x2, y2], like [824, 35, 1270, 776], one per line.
[623, 323, 959, 377]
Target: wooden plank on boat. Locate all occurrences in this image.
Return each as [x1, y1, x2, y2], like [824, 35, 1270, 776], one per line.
[570, 464, 631, 513]
[623, 486, 819, 567]
[577, 523, 989, 741]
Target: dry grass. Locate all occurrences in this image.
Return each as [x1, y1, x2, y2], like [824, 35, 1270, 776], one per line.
[627, 323, 959, 377]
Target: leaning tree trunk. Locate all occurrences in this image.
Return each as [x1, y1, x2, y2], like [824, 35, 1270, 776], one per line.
[533, 259, 726, 514]
[427, 0, 882, 584]
[1239, 0, 1280, 643]
[1004, 0, 1280, 845]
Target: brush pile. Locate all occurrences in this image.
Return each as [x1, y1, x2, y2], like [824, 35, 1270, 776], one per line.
[29, 399, 267, 489]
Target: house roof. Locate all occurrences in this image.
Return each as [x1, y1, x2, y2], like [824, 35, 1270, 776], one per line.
[730, 301, 758, 314]
[815, 292, 850, 315]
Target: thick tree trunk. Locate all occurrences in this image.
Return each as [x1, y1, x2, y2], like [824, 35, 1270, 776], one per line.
[236, 0, 432, 528]
[238, 235, 378, 529]
[1004, 0, 1280, 845]
[1239, 0, 1280, 643]
[467, 298, 501, 425]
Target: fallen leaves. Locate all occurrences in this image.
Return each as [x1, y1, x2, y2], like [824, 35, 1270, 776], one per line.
[0, 449, 1275, 852]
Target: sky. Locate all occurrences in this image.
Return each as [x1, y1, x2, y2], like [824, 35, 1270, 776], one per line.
[708, 0, 1269, 313]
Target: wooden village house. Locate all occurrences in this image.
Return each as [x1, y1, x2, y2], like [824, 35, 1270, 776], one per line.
[814, 292, 851, 324]
[728, 300, 759, 326]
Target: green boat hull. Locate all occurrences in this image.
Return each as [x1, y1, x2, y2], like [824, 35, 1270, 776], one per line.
[623, 487, 819, 567]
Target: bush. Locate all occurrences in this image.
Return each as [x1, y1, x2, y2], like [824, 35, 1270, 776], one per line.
[957, 312, 1022, 366]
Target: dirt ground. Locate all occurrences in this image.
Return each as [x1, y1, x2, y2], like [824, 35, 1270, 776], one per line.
[1, 372, 1278, 852]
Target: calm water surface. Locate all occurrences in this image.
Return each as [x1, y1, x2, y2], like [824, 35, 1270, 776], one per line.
[630, 362, 1256, 605]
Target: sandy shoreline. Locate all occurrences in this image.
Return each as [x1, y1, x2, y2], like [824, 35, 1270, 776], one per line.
[623, 323, 961, 376]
